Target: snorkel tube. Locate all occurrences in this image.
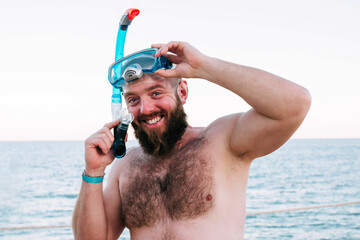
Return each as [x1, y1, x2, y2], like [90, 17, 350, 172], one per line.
[111, 8, 139, 158]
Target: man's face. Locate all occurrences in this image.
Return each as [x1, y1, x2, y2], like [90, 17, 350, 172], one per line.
[123, 75, 188, 156]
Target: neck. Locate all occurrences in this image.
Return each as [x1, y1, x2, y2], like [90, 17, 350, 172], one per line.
[173, 125, 204, 150]
[141, 126, 205, 162]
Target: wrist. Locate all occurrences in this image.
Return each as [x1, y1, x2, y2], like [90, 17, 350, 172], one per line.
[197, 56, 218, 82]
[84, 166, 106, 177]
[82, 169, 105, 184]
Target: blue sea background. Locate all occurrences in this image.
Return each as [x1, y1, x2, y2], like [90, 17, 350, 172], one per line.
[0, 139, 359, 239]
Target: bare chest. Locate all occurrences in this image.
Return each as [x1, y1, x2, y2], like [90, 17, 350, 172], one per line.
[120, 137, 214, 229]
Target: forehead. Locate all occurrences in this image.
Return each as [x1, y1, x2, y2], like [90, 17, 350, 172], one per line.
[122, 74, 172, 94]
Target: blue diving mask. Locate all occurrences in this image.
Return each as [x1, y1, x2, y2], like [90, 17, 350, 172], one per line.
[108, 48, 173, 89]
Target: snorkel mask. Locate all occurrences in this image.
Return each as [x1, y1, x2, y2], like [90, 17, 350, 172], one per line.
[108, 48, 173, 89]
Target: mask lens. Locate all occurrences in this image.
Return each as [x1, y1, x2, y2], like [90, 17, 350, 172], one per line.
[108, 48, 172, 88]
[109, 49, 157, 87]
[123, 52, 157, 70]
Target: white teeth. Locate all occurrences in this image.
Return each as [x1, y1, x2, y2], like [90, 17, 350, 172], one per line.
[146, 116, 161, 125]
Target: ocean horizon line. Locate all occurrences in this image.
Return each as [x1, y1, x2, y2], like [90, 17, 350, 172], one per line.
[1, 137, 360, 142]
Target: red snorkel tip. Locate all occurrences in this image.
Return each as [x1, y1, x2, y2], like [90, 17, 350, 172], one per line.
[126, 8, 140, 21]
[120, 8, 140, 26]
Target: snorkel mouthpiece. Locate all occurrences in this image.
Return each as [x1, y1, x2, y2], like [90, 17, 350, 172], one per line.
[113, 110, 134, 158]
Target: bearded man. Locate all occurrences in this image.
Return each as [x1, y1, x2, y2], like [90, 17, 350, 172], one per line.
[73, 41, 311, 240]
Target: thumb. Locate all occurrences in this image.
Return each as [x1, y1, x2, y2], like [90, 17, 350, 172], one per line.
[104, 119, 121, 129]
[154, 69, 179, 78]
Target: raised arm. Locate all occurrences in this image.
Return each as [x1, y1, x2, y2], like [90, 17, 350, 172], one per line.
[72, 119, 125, 240]
[152, 41, 311, 160]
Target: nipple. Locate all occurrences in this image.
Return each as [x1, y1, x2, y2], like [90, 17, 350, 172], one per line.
[205, 194, 213, 202]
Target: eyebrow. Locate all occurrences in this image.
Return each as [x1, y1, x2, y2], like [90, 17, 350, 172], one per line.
[124, 84, 165, 98]
[145, 84, 165, 92]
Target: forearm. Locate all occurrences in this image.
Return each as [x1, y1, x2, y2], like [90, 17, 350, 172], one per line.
[73, 181, 107, 240]
[199, 56, 311, 120]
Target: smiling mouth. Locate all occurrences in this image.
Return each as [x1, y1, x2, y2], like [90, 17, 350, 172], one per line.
[138, 111, 166, 126]
[141, 115, 165, 126]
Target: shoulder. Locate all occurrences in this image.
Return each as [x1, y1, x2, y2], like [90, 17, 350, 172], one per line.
[201, 112, 252, 161]
[204, 113, 244, 138]
[109, 146, 143, 176]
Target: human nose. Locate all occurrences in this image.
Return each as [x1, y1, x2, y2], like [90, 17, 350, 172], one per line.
[140, 98, 157, 115]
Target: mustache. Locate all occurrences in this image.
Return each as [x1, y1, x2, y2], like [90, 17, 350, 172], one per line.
[136, 110, 167, 122]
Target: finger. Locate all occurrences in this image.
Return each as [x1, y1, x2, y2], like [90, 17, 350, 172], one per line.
[152, 43, 173, 55]
[104, 119, 121, 129]
[151, 43, 164, 49]
[97, 137, 111, 155]
[86, 135, 110, 154]
[154, 45, 169, 57]
[159, 45, 171, 56]
[100, 133, 112, 148]
[102, 126, 115, 143]
[154, 41, 184, 58]
[163, 41, 183, 54]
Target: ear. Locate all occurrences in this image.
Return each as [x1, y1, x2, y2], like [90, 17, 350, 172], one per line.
[177, 80, 188, 104]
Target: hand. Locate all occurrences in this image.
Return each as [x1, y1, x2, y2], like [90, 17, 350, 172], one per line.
[84, 119, 120, 176]
[151, 41, 207, 79]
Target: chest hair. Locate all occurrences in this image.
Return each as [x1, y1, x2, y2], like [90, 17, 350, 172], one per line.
[120, 136, 214, 228]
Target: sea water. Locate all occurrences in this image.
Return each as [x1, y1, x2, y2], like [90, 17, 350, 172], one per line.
[0, 139, 359, 239]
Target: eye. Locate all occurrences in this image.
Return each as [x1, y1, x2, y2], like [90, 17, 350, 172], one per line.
[151, 91, 163, 98]
[127, 97, 139, 106]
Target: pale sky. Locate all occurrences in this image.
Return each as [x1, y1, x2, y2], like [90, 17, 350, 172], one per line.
[0, 0, 359, 141]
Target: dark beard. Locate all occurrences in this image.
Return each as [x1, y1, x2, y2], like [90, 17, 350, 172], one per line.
[132, 98, 188, 157]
